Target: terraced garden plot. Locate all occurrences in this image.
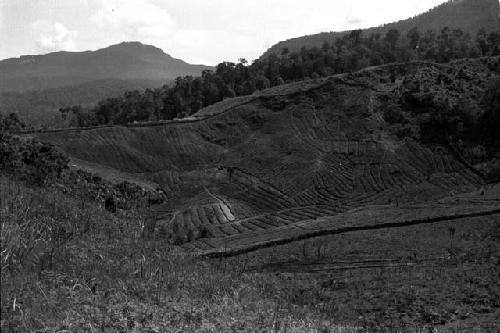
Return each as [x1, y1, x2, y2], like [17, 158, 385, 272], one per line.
[192, 200, 500, 257]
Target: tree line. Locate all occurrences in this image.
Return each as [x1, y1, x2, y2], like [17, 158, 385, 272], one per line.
[60, 27, 499, 127]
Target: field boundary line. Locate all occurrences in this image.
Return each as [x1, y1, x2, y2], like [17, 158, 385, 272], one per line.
[200, 207, 500, 258]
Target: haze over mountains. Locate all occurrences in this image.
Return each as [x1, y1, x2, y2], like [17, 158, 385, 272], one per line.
[262, 0, 500, 58]
[0, 41, 212, 93]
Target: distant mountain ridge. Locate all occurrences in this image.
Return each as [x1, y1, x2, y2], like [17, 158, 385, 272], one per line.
[262, 0, 500, 58]
[0, 41, 212, 92]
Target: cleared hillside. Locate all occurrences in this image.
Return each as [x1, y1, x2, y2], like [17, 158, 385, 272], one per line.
[262, 0, 500, 58]
[31, 56, 500, 254]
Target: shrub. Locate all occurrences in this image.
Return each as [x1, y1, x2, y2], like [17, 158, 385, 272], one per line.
[0, 113, 25, 133]
[0, 134, 68, 185]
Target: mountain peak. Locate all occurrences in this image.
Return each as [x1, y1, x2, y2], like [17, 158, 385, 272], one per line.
[99, 41, 171, 57]
[107, 41, 157, 50]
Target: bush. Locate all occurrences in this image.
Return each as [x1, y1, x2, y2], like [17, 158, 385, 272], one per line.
[0, 113, 25, 133]
[0, 134, 68, 185]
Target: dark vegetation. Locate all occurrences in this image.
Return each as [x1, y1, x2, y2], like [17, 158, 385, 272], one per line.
[57, 27, 499, 128]
[1, 113, 68, 185]
[368, 57, 500, 179]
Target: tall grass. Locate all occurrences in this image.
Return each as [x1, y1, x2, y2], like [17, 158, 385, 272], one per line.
[1, 176, 361, 332]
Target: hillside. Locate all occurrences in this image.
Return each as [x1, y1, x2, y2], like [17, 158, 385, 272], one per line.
[0, 78, 169, 127]
[30, 56, 500, 254]
[0, 41, 212, 92]
[262, 0, 500, 58]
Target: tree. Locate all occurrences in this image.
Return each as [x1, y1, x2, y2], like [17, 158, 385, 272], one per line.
[94, 98, 121, 124]
[385, 29, 401, 49]
[348, 29, 363, 46]
[476, 28, 490, 55]
[273, 76, 285, 86]
[407, 27, 420, 50]
[255, 75, 271, 90]
[421, 30, 438, 60]
[488, 31, 500, 56]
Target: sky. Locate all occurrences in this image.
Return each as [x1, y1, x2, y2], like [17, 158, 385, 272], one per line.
[0, 0, 448, 65]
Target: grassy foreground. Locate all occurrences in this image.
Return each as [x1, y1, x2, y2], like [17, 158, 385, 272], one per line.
[1, 176, 499, 332]
[1, 177, 359, 332]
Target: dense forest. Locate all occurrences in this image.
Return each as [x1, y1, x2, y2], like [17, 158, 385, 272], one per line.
[55, 27, 499, 128]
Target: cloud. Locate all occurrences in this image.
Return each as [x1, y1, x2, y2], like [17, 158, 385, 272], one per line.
[90, 0, 175, 41]
[171, 29, 256, 65]
[1, 0, 448, 63]
[0, 1, 4, 35]
[31, 20, 78, 52]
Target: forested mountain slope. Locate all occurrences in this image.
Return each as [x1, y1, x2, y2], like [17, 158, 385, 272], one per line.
[262, 0, 500, 58]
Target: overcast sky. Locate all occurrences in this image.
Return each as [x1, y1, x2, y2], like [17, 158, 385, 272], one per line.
[0, 0, 447, 65]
